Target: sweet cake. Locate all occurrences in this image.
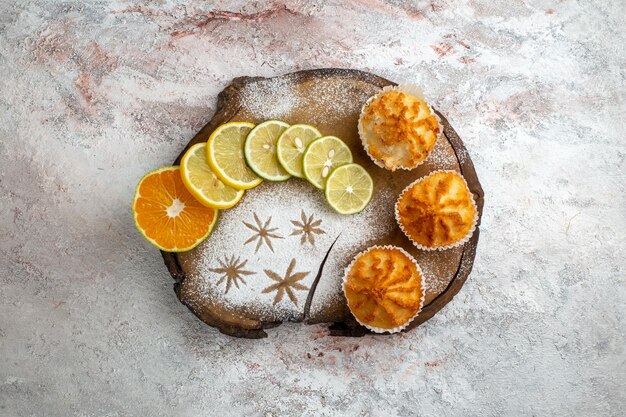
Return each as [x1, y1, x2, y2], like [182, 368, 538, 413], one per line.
[358, 86, 441, 171]
[396, 170, 477, 250]
[343, 246, 425, 333]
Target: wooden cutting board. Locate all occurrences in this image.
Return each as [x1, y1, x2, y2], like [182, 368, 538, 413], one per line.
[161, 69, 484, 338]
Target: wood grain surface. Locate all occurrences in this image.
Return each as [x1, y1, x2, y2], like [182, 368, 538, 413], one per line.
[162, 69, 484, 338]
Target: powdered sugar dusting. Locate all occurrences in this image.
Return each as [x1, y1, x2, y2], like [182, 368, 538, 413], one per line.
[424, 135, 458, 169]
[306, 79, 377, 125]
[239, 74, 301, 120]
[239, 72, 381, 126]
[419, 257, 456, 294]
[180, 180, 335, 321]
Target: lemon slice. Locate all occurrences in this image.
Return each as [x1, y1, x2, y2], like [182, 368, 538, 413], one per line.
[207, 122, 261, 190]
[302, 136, 353, 189]
[325, 163, 373, 214]
[244, 120, 291, 181]
[276, 124, 322, 178]
[181, 143, 244, 209]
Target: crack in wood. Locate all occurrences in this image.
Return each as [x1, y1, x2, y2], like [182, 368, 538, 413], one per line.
[303, 233, 341, 323]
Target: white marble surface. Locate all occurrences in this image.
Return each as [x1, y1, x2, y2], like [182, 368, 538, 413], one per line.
[1, 1, 625, 416]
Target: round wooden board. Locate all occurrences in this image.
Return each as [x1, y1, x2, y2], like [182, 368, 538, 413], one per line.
[162, 69, 484, 338]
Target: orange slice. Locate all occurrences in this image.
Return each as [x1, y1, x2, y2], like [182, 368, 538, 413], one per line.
[132, 166, 218, 252]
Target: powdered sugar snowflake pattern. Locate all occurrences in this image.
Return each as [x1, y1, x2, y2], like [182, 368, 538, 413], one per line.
[290, 210, 325, 245]
[262, 259, 310, 306]
[243, 212, 283, 253]
[209, 255, 255, 294]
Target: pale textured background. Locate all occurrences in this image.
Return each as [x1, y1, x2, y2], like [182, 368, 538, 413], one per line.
[1, 0, 625, 416]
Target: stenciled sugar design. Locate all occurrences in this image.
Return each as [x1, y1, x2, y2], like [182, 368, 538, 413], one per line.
[290, 210, 325, 246]
[243, 212, 283, 253]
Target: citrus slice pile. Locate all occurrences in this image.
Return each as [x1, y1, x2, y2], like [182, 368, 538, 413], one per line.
[181, 143, 244, 209]
[207, 122, 261, 189]
[133, 120, 373, 252]
[132, 166, 218, 252]
[276, 124, 322, 178]
[302, 136, 353, 189]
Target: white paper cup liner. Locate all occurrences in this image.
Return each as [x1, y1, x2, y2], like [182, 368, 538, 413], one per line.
[342, 245, 426, 334]
[395, 170, 478, 251]
[358, 84, 443, 171]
